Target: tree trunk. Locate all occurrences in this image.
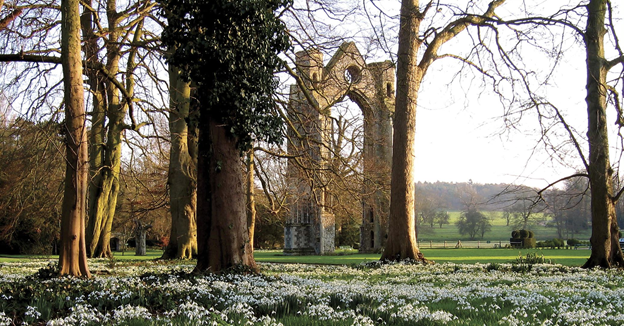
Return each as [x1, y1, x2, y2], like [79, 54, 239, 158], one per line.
[195, 118, 256, 273]
[381, 0, 424, 262]
[82, 0, 109, 259]
[380, 0, 504, 262]
[162, 65, 198, 259]
[583, 0, 624, 268]
[85, 1, 140, 258]
[58, 0, 91, 277]
[134, 220, 149, 256]
[247, 149, 256, 250]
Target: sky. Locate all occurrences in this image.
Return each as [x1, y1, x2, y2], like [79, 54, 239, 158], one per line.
[303, 0, 624, 190]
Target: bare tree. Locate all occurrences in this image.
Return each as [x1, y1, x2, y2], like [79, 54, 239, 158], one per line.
[484, 1, 624, 268]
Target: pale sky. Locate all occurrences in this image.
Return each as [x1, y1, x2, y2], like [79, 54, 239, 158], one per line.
[283, 0, 624, 190]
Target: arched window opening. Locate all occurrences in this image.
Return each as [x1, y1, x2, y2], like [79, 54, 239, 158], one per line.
[370, 230, 375, 249]
[344, 65, 361, 84]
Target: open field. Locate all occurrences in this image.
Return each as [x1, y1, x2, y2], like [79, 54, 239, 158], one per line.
[417, 211, 592, 243]
[0, 258, 622, 325]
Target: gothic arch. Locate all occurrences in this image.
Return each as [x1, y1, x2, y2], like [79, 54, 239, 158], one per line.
[284, 42, 394, 254]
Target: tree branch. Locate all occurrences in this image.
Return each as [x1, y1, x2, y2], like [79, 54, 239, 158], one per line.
[537, 173, 589, 198]
[606, 55, 624, 72]
[419, 0, 505, 72]
[0, 7, 22, 31]
[0, 54, 135, 114]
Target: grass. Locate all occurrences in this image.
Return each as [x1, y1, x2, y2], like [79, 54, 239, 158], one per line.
[0, 249, 163, 263]
[1, 247, 591, 266]
[418, 211, 592, 242]
[254, 248, 591, 266]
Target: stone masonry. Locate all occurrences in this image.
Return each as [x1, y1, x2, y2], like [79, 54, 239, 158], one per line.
[284, 42, 395, 254]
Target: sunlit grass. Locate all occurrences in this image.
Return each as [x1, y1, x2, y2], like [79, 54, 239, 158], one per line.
[254, 248, 590, 266]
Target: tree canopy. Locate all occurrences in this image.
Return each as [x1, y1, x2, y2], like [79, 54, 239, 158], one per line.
[160, 0, 291, 150]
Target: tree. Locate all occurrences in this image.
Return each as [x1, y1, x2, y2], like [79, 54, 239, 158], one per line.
[456, 209, 491, 240]
[0, 118, 64, 254]
[161, 64, 198, 259]
[381, 0, 505, 261]
[58, 0, 90, 277]
[506, 199, 540, 230]
[581, 0, 624, 268]
[83, 0, 156, 259]
[546, 177, 591, 239]
[503, 0, 624, 267]
[161, 0, 291, 272]
[435, 211, 450, 229]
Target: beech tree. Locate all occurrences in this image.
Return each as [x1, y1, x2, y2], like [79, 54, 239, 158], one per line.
[82, 0, 157, 258]
[381, 0, 505, 261]
[160, 0, 291, 272]
[162, 65, 198, 259]
[58, 0, 90, 277]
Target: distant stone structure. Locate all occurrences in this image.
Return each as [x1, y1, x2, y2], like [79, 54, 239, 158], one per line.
[284, 42, 395, 254]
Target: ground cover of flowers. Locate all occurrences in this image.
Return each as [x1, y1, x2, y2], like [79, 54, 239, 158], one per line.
[0, 259, 623, 325]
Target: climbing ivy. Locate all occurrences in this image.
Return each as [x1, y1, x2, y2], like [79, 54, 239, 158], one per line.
[159, 0, 291, 150]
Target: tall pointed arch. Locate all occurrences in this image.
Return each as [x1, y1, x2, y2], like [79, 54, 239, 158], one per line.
[284, 42, 395, 254]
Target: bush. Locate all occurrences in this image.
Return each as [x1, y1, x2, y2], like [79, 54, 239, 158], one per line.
[567, 239, 581, 246]
[515, 252, 552, 264]
[553, 238, 565, 248]
[528, 231, 535, 239]
[519, 229, 529, 239]
[511, 230, 520, 239]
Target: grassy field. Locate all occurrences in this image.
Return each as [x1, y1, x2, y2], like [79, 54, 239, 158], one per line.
[254, 248, 591, 266]
[417, 211, 592, 242]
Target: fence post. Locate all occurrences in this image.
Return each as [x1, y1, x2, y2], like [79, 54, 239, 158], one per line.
[430, 240, 432, 248]
[478, 241, 480, 249]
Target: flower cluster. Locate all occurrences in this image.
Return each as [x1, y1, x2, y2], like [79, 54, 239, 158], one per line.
[0, 259, 623, 325]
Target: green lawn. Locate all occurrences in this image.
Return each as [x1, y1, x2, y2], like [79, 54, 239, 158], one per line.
[254, 248, 591, 266]
[0, 249, 163, 263]
[1, 247, 591, 266]
[418, 211, 592, 242]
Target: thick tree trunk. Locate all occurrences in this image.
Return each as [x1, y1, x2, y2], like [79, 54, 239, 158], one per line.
[58, 0, 91, 277]
[246, 149, 256, 250]
[583, 0, 624, 268]
[163, 66, 198, 259]
[82, 0, 110, 259]
[195, 118, 256, 273]
[381, 0, 424, 262]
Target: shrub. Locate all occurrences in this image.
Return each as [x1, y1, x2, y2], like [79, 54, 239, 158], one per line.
[553, 238, 565, 248]
[511, 230, 520, 239]
[567, 239, 581, 246]
[528, 231, 535, 238]
[523, 238, 537, 248]
[515, 252, 552, 264]
[519, 230, 529, 239]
